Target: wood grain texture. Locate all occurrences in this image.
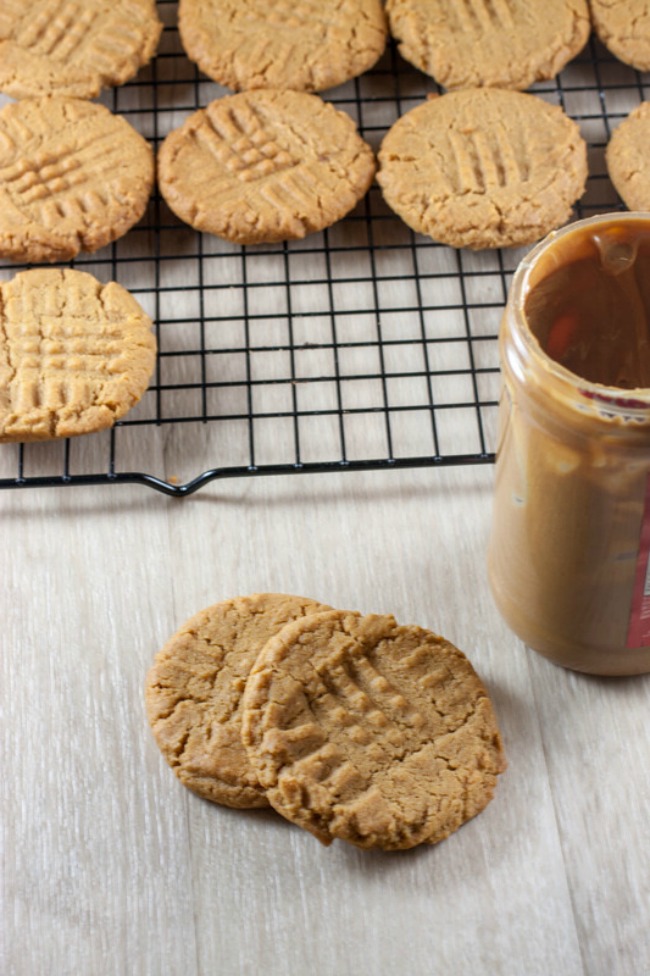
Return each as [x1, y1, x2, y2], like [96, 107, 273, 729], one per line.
[2, 462, 647, 976]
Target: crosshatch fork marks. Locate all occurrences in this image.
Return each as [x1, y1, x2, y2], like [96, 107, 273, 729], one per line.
[157, 88, 375, 245]
[1, 0, 151, 68]
[196, 104, 299, 184]
[0, 97, 154, 261]
[0, 131, 121, 207]
[0, 269, 156, 442]
[242, 611, 506, 849]
[445, 122, 531, 193]
[315, 655, 430, 741]
[12, 1, 93, 62]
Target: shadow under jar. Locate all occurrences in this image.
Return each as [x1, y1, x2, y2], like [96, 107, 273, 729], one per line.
[488, 213, 650, 675]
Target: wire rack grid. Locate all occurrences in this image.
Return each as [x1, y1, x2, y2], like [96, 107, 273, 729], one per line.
[0, 3, 644, 496]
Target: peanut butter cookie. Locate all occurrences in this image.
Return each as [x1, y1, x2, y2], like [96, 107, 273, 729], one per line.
[0, 0, 162, 100]
[377, 89, 588, 250]
[385, 0, 590, 91]
[590, 0, 650, 71]
[145, 594, 332, 810]
[0, 268, 156, 442]
[241, 609, 506, 850]
[607, 102, 650, 211]
[178, 0, 387, 93]
[157, 89, 376, 245]
[0, 97, 154, 264]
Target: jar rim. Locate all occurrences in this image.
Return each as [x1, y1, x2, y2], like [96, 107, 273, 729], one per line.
[509, 212, 650, 415]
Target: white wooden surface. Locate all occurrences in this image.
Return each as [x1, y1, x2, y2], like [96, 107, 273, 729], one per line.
[2, 461, 649, 976]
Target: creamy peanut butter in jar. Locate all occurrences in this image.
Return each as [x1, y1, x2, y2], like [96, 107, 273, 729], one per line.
[488, 213, 650, 675]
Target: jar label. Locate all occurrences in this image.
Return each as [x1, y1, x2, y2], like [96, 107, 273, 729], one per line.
[627, 474, 650, 649]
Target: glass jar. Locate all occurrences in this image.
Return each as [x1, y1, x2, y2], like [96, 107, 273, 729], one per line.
[487, 213, 650, 675]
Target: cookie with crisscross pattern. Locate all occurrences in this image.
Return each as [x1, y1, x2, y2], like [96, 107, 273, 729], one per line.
[0, 97, 154, 264]
[241, 609, 506, 850]
[0, 267, 156, 442]
[0, 0, 162, 99]
[158, 89, 375, 245]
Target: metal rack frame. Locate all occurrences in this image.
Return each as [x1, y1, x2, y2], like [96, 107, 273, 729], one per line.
[0, 3, 640, 495]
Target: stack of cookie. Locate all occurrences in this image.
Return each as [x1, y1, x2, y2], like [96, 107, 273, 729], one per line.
[145, 593, 506, 851]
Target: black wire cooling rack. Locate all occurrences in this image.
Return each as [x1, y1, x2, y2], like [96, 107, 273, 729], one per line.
[0, 3, 644, 495]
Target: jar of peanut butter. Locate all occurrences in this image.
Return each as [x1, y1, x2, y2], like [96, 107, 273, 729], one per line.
[488, 213, 650, 675]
